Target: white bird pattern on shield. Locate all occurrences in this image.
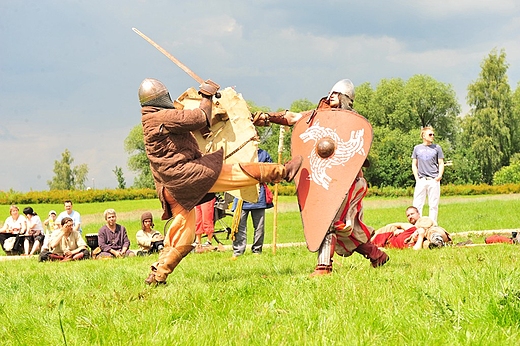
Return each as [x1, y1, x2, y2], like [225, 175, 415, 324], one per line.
[299, 121, 366, 190]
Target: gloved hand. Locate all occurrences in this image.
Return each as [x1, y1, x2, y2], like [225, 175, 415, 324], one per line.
[199, 79, 220, 97]
[252, 111, 270, 126]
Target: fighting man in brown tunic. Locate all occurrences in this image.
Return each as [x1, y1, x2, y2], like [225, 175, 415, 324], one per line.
[138, 78, 302, 285]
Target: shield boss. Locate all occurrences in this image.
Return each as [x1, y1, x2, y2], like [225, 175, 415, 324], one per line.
[316, 137, 336, 158]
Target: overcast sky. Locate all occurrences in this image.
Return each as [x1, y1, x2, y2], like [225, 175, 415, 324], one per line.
[1, 0, 520, 192]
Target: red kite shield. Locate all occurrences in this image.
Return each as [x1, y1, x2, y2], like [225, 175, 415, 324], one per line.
[291, 109, 373, 252]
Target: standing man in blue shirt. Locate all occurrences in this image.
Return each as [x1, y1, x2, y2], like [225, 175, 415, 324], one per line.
[411, 127, 444, 223]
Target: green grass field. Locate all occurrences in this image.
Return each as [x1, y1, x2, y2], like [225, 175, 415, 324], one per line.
[1, 195, 519, 345]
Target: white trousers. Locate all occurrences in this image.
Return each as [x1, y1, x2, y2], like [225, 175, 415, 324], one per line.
[413, 178, 440, 223]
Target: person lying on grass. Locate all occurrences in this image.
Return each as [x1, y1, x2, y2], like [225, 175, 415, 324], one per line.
[371, 206, 451, 250]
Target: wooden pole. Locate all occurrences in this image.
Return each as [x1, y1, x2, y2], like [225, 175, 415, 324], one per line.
[272, 125, 286, 255]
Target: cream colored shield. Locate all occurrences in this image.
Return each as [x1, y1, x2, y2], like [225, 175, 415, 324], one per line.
[175, 87, 259, 202]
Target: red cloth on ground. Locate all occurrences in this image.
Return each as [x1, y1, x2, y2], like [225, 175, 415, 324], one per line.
[373, 227, 419, 249]
[388, 227, 417, 249]
[485, 235, 513, 244]
[372, 232, 393, 248]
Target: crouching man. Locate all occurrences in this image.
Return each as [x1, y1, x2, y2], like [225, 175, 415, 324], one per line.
[39, 217, 90, 262]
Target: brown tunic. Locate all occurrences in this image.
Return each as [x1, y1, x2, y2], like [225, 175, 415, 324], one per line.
[141, 106, 223, 217]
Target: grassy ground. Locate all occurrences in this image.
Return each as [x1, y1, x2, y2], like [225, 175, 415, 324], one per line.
[1, 244, 519, 345]
[1, 195, 519, 345]
[2, 194, 519, 250]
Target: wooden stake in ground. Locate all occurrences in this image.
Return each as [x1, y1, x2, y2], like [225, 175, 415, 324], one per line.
[272, 125, 287, 255]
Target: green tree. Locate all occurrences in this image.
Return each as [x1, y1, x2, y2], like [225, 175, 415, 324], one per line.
[352, 82, 374, 119]
[113, 166, 126, 189]
[493, 163, 520, 185]
[124, 125, 155, 189]
[511, 82, 520, 153]
[247, 99, 316, 163]
[463, 48, 514, 184]
[404, 75, 460, 142]
[364, 128, 418, 188]
[47, 149, 89, 190]
[290, 98, 316, 113]
[355, 76, 460, 142]
[356, 78, 406, 128]
[493, 153, 520, 184]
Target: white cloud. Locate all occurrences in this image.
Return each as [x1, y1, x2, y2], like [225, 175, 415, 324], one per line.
[401, 0, 517, 17]
[2, 0, 520, 192]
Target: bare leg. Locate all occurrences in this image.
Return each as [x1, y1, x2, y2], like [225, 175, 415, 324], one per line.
[29, 240, 41, 255]
[23, 238, 30, 255]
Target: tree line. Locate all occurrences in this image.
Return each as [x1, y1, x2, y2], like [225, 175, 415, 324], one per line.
[49, 49, 520, 191]
[124, 49, 520, 190]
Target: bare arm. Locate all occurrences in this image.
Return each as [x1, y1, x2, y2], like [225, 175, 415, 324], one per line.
[67, 245, 86, 256]
[284, 111, 303, 125]
[50, 231, 66, 249]
[20, 219, 27, 234]
[413, 228, 426, 250]
[412, 158, 419, 180]
[436, 158, 444, 182]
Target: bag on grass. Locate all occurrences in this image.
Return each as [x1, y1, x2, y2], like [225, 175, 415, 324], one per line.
[4, 237, 16, 251]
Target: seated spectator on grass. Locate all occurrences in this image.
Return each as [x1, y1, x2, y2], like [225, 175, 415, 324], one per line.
[136, 212, 164, 256]
[0, 205, 27, 255]
[371, 206, 451, 250]
[39, 217, 90, 262]
[97, 209, 135, 258]
[22, 207, 45, 256]
[43, 210, 58, 235]
[41, 210, 58, 252]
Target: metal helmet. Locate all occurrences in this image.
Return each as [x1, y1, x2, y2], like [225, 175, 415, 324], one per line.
[138, 78, 169, 105]
[327, 79, 355, 100]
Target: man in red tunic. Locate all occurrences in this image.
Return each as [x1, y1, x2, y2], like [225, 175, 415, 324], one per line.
[139, 78, 303, 285]
[258, 79, 389, 276]
[371, 206, 450, 250]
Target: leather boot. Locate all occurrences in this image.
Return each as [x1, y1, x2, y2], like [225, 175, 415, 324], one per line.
[310, 264, 332, 277]
[239, 156, 303, 183]
[355, 242, 389, 268]
[310, 234, 336, 277]
[145, 245, 194, 285]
